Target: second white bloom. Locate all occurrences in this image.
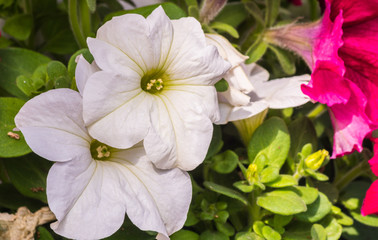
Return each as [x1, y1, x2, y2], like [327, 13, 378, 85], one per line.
[80, 7, 230, 171]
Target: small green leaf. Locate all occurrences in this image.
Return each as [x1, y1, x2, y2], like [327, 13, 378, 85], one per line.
[36, 227, 54, 240]
[350, 211, 378, 227]
[171, 230, 199, 240]
[211, 150, 238, 174]
[215, 79, 229, 92]
[265, 175, 297, 188]
[0, 97, 31, 158]
[291, 186, 319, 205]
[67, 48, 94, 80]
[204, 181, 248, 205]
[295, 192, 332, 223]
[235, 232, 264, 240]
[211, 22, 239, 38]
[340, 181, 370, 211]
[215, 3, 248, 28]
[0, 48, 50, 99]
[200, 230, 229, 240]
[2, 153, 52, 202]
[253, 221, 265, 236]
[216, 222, 235, 236]
[273, 215, 293, 228]
[3, 14, 33, 40]
[86, 0, 96, 12]
[268, 45, 296, 75]
[248, 117, 290, 169]
[233, 181, 254, 193]
[311, 224, 326, 240]
[184, 210, 199, 226]
[265, 0, 281, 27]
[47, 61, 71, 88]
[260, 166, 280, 183]
[257, 189, 307, 215]
[262, 225, 281, 240]
[245, 40, 268, 64]
[243, 1, 264, 26]
[320, 216, 342, 240]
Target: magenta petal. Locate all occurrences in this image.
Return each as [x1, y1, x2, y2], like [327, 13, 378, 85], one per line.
[361, 180, 378, 216]
[369, 138, 378, 176]
[328, 79, 372, 157]
[329, 0, 378, 26]
[301, 62, 350, 106]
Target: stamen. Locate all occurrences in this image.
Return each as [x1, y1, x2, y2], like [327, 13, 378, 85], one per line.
[145, 78, 164, 92]
[96, 145, 111, 159]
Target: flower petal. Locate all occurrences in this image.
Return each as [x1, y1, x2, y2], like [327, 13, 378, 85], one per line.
[330, 0, 378, 26]
[75, 55, 99, 96]
[83, 71, 152, 149]
[253, 74, 311, 109]
[361, 180, 378, 216]
[144, 87, 216, 170]
[48, 144, 191, 239]
[15, 89, 90, 162]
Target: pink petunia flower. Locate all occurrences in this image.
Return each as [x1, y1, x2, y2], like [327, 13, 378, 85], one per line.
[361, 138, 378, 215]
[265, 0, 378, 158]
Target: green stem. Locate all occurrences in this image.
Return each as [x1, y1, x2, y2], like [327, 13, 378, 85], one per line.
[248, 190, 261, 226]
[333, 158, 371, 191]
[79, 0, 92, 39]
[68, 0, 87, 48]
[307, 103, 327, 119]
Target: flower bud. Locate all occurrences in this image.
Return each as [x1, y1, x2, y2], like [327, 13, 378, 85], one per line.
[304, 149, 329, 170]
[200, 0, 227, 24]
[246, 163, 259, 184]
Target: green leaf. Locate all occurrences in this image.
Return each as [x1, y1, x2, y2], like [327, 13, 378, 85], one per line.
[2, 153, 52, 202]
[205, 124, 223, 159]
[288, 117, 317, 162]
[0, 97, 31, 158]
[204, 181, 248, 205]
[47, 61, 71, 88]
[248, 117, 290, 169]
[268, 45, 296, 75]
[216, 222, 235, 236]
[257, 189, 307, 215]
[311, 224, 326, 240]
[86, 0, 96, 12]
[340, 181, 370, 211]
[184, 210, 200, 226]
[273, 215, 293, 228]
[320, 216, 342, 240]
[245, 40, 268, 64]
[104, 215, 155, 240]
[215, 79, 229, 92]
[295, 192, 332, 223]
[104, 3, 187, 22]
[262, 225, 281, 240]
[265, 175, 297, 188]
[235, 232, 264, 240]
[171, 230, 199, 240]
[36, 227, 54, 240]
[211, 150, 238, 174]
[265, 0, 281, 27]
[210, 22, 239, 38]
[243, 0, 264, 26]
[291, 186, 319, 205]
[233, 181, 254, 193]
[0, 183, 43, 211]
[350, 211, 378, 227]
[282, 221, 312, 240]
[0, 48, 50, 99]
[214, 3, 248, 28]
[253, 221, 265, 236]
[200, 230, 229, 240]
[260, 166, 279, 183]
[3, 14, 33, 40]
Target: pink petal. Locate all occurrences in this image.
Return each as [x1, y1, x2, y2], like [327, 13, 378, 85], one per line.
[329, 0, 378, 26]
[328, 78, 372, 157]
[361, 180, 378, 216]
[369, 138, 378, 176]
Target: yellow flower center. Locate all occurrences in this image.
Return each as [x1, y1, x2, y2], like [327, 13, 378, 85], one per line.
[90, 140, 112, 161]
[140, 72, 166, 94]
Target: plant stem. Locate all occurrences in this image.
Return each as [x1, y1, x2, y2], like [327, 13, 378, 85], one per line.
[79, 0, 92, 39]
[333, 158, 371, 191]
[68, 0, 87, 48]
[307, 103, 327, 119]
[248, 190, 261, 226]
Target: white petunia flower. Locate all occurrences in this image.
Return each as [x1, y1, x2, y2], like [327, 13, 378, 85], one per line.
[79, 6, 230, 171]
[15, 89, 192, 240]
[216, 63, 311, 125]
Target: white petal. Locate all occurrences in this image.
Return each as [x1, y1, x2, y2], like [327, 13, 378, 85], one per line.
[247, 63, 270, 82]
[145, 87, 216, 170]
[219, 86, 251, 107]
[217, 100, 270, 124]
[75, 55, 100, 95]
[224, 65, 254, 93]
[15, 89, 90, 162]
[83, 71, 152, 149]
[165, 18, 230, 85]
[48, 145, 191, 239]
[253, 74, 311, 108]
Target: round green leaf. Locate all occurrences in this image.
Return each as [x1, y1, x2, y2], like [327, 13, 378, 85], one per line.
[320, 216, 342, 240]
[200, 230, 229, 240]
[264, 175, 297, 188]
[291, 186, 319, 205]
[248, 117, 290, 169]
[257, 189, 307, 215]
[260, 166, 279, 183]
[3, 14, 33, 41]
[262, 225, 281, 240]
[204, 181, 248, 205]
[211, 150, 238, 174]
[350, 210, 378, 227]
[0, 97, 31, 157]
[311, 224, 326, 240]
[171, 230, 199, 240]
[295, 192, 332, 223]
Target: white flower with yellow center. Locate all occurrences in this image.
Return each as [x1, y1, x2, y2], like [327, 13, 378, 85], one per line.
[79, 7, 230, 171]
[15, 89, 192, 240]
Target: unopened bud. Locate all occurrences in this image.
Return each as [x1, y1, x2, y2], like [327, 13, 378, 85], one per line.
[246, 163, 258, 184]
[200, 0, 227, 24]
[304, 149, 329, 170]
